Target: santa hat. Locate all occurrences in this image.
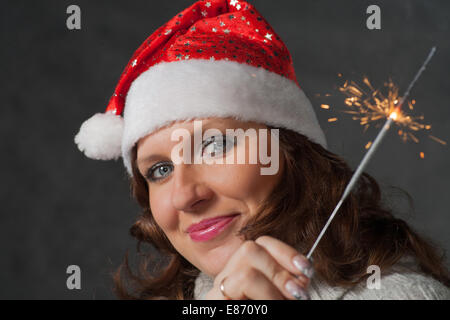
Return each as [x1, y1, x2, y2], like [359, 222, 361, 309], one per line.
[75, 0, 327, 174]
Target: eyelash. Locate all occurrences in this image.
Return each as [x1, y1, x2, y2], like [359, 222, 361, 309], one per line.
[145, 135, 235, 183]
[145, 161, 173, 183]
[201, 135, 235, 158]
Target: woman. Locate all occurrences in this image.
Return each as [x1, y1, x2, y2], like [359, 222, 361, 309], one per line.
[75, 0, 449, 299]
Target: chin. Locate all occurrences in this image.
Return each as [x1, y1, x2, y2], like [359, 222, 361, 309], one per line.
[195, 236, 244, 277]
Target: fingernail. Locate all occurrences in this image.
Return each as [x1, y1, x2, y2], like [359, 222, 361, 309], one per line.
[293, 255, 314, 278]
[285, 280, 310, 300]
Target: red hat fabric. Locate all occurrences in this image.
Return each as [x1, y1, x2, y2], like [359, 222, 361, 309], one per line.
[75, 0, 327, 174]
[106, 0, 299, 117]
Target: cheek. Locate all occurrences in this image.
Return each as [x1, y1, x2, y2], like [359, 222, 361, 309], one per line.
[226, 164, 264, 197]
[231, 164, 279, 204]
[149, 188, 178, 232]
[209, 143, 281, 203]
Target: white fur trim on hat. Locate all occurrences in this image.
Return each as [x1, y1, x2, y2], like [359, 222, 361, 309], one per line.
[121, 59, 327, 174]
[75, 112, 124, 160]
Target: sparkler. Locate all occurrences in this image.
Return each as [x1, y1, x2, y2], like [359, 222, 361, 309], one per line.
[306, 47, 437, 260]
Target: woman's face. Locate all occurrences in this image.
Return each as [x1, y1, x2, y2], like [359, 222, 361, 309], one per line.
[136, 118, 284, 277]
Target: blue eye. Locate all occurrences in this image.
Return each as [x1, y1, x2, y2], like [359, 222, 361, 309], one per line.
[146, 162, 173, 182]
[202, 135, 235, 158]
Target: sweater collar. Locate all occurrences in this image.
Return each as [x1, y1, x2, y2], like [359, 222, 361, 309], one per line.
[193, 255, 421, 300]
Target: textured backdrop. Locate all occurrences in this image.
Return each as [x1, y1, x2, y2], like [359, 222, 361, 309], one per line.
[1, 0, 449, 299]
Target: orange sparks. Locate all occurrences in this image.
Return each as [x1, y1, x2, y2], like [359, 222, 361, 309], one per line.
[420, 152, 425, 159]
[408, 132, 419, 143]
[429, 135, 447, 145]
[321, 104, 330, 109]
[365, 141, 372, 149]
[328, 117, 338, 122]
[338, 77, 443, 146]
[316, 93, 332, 97]
[389, 111, 398, 120]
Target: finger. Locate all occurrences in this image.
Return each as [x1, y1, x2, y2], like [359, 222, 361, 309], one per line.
[230, 241, 309, 299]
[204, 286, 230, 300]
[255, 236, 314, 279]
[221, 269, 286, 300]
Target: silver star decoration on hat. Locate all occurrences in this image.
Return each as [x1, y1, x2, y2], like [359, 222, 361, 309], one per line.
[265, 33, 273, 41]
[131, 59, 137, 67]
[205, 2, 211, 7]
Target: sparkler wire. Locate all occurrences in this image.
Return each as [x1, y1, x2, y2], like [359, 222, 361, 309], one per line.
[306, 47, 437, 261]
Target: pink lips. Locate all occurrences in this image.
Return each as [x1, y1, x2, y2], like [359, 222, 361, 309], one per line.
[187, 214, 239, 242]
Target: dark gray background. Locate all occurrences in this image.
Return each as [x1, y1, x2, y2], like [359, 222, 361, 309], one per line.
[1, 0, 449, 299]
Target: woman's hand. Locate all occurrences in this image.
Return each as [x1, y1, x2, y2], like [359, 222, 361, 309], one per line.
[204, 236, 314, 300]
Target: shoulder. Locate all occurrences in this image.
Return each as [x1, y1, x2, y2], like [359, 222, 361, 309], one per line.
[343, 270, 449, 300]
[342, 257, 450, 300]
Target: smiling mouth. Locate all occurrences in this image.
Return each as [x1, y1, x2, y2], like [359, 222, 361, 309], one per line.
[187, 213, 240, 242]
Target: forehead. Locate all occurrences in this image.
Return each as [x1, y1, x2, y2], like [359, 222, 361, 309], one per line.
[138, 117, 266, 147]
[135, 117, 268, 163]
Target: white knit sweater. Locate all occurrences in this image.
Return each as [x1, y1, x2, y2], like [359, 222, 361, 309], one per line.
[194, 256, 450, 300]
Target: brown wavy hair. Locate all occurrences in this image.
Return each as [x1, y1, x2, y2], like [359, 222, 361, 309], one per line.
[112, 127, 449, 299]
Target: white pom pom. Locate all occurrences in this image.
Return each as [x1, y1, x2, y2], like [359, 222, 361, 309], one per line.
[74, 112, 124, 160]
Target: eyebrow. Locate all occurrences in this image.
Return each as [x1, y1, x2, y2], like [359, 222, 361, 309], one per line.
[137, 154, 167, 168]
[137, 119, 240, 167]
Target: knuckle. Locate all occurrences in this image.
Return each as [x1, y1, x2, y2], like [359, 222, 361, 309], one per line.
[242, 267, 260, 283]
[240, 240, 259, 255]
[255, 235, 271, 245]
[272, 269, 291, 286]
[262, 259, 279, 281]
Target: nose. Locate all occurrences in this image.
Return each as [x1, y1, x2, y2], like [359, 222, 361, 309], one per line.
[170, 163, 214, 212]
